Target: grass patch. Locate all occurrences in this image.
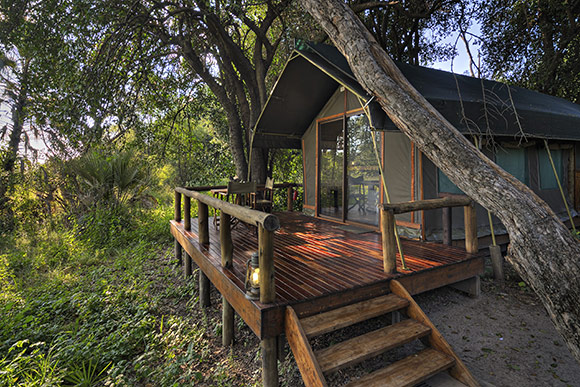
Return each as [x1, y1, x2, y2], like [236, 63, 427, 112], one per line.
[0, 203, 266, 386]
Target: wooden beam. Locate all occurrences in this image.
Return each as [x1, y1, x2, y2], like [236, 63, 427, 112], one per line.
[397, 257, 484, 295]
[200, 271, 210, 307]
[175, 187, 279, 231]
[390, 280, 480, 386]
[287, 186, 293, 211]
[380, 209, 397, 273]
[442, 206, 452, 245]
[184, 195, 191, 231]
[222, 296, 234, 346]
[174, 240, 182, 266]
[464, 202, 478, 253]
[184, 252, 192, 277]
[382, 196, 472, 214]
[259, 225, 276, 304]
[174, 191, 181, 222]
[262, 337, 279, 387]
[198, 200, 209, 245]
[220, 212, 233, 268]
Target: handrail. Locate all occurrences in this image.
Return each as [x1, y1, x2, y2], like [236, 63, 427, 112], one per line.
[380, 195, 478, 274]
[184, 182, 302, 192]
[382, 196, 472, 214]
[175, 187, 280, 231]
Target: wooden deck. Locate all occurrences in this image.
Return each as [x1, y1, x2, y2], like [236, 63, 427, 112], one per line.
[170, 211, 485, 339]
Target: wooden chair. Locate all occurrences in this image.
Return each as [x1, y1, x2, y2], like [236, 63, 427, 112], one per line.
[228, 181, 257, 207]
[252, 177, 274, 213]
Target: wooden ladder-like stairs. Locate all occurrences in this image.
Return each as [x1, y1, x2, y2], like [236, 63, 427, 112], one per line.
[285, 280, 480, 387]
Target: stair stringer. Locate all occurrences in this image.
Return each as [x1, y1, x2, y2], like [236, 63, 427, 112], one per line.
[285, 306, 328, 387]
[390, 279, 480, 387]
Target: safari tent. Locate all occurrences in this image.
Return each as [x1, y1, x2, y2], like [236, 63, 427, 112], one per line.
[253, 41, 580, 242]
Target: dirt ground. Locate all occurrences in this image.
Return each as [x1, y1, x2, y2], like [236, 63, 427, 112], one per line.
[185, 258, 580, 387]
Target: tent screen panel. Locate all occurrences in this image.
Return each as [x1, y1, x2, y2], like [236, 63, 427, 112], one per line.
[496, 148, 529, 185]
[346, 114, 380, 226]
[319, 119, 344, 219]
[539, 148, 563, 190]
[437, 170, 464, 194]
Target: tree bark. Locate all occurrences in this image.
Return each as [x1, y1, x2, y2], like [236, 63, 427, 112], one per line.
[298, 0, 580, 363]
[3, 58, 30, 173]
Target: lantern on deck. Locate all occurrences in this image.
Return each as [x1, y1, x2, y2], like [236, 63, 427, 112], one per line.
[245, 252, 260, 300]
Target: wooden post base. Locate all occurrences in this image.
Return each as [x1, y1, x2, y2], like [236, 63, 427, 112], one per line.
[449, 276, 481, 298]
[184, 253, 192, 277]
[489, 245, 505, 282]
[200, 271, 211, 307]
[222, 296, 234, 346]
[261, 337, 279, 387]
[174, 240, 182, 266]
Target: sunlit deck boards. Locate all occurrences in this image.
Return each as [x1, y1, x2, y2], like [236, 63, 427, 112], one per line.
[170, 211, 485, 337]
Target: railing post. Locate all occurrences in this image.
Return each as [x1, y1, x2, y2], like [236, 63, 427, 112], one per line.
[258, 225, 276, 304]
[174, 191, 182, 266]
[183, 195, 193, 277]
[198, 200, 209, 245]
[464, 201, 478, 253]
[287, 185, 293, 211]
[381, 208, 397, 273]
[442, 206, 452, 246]
[184, 195, 191, 231]
[220, 212, 234, 346]
[197, 199, 211, 307]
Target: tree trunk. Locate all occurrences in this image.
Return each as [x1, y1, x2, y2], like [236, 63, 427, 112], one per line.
[3, 58, 30, 173]
[298, 0, 580, 363]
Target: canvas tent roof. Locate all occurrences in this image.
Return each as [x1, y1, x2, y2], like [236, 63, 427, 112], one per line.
[253, 41, 580, 149]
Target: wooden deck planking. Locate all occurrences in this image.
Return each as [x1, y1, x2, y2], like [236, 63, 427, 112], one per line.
[174, 212, 484, 306]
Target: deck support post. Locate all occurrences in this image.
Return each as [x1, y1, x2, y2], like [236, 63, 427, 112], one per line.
[220, 212, 234, 345]
[199, 271, 210, 307]
[287, 186, 293, 211]
[262, 337, 279, 387]
[381, 209, 397, 273]
[183, 195, 193, 277]
[222, 296, 234, 346]
[198, 200, 209, 245]
[490, 245, 505, 282]
[174, 191, 183, 266]
[174, 241, 182, 266]
[258, 225, 276, 304]
[463, 202, 478, 253]
[442, 206, 452, 245]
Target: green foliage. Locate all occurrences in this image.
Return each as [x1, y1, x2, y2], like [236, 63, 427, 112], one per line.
[68, 150, 150, 209]
[479, 0, 580, 101]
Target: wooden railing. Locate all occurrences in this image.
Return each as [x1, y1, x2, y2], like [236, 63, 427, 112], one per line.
[380, 196, 477, 273]
[184, 182, 301, 211]
[174, 187, 280, 304]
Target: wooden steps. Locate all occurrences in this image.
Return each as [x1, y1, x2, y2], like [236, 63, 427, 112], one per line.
[301, 293, 409, 337]
[315, 319, 431, 373]
[344, 348, 455, 387]
[285, 280, 479, 387]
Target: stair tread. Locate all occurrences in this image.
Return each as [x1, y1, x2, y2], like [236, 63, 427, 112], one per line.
[316, 319, 431, 373]
[345, 348, 456, 387]
[301, 294, 409, 337]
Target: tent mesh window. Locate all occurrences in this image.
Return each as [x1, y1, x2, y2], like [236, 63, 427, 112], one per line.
[539, 148, 563, 190]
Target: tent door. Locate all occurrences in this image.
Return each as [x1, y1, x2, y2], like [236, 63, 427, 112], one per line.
[318, 113, 381, 226]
